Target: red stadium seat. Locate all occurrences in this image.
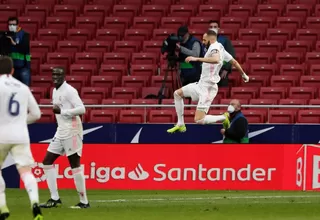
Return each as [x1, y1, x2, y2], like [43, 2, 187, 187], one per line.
[112, 87, 140, 99]
[56, 41, 84, 53]
[151, 76, 173, 87]
[279, 99, 307, 110]
[30, 52, 44, 74]
[81, 87, 108, 102]
[32, 76, 52, 87]
[131, 53, 158, 65]
[83, 5, 110, 18]
[30, 41, 55, 53]
[89, 110, 117, 123]
[65, 75, 87, 91]
[305, 17, 320, 29]
[298, 110, 320, 124]
[131, 64, 158, 77]
[39, 109, 55, 123]
[39, 99, 52, 105]
[149, 110, 175, 123]
[250, 64, 277, 76]
[232, 40, 255, 54]
[238, 28, 265, 41]
[218, 29, 237, 40]
[184, 109, 196, 123]
[37, 29, 64, 41]
[246, 53, 273, 64]
[276, 52, 302, 65]
[148, 0, 172, 4]
[286, 4, 312, 18]
[119, 110, 146, 123]
[309, 99, 320, 105]
[189, 16, 215, 29]
[103, 17, 131, 30]
[316, 41, 320, 52]
[46, 16, 72, 30]
[85, 41, 112, 53]
[25, 5, 50, 19]
[114, 41, 141, 53]
[112, 5, 139, 17]
[141, 87, 169, 99]
[91, 76, 119, 88]
[270, 75, 299, 87]
[188, 28, 204, 40]
[256, 40, 283, 54]
[230, 87, 259, 99]
[249, 99, 278, 105]
[96, 29, 122, 41]
[0, 5, 22, 17]
[75, 16, 101, 33]
[169, 5, 196, 17]
[276, 17, 302, 29]
[141, 5, 168, 17]
[257, 4, 284, 17]
[305, 52, 320, 65]
[220, 17, 246, 29]
[269, 110, 296, 123]
[99, 64, 127, 77]
[103, 53, 130, 65]
[131, 99, 158, 110]
[160, 17, 187, 29]
[121, 76, 149, 87]
[259, 87, 287, 99]
[124, 29, 151, 41]
[19, 16, 43, 39]
[280, 64, 305, 76]
[30, 87, 47, 102]
[81, 99, 100, 105]
[266, 28, 293, 41]
[198, 5, 225, 17]
[142, 41, 163, 52]
[101, 99, 130, 110]
[296, 29, 320, 43]
[54, 5, 80, 18]
[220, 98, 248, 106]
[228, 5, 255, 18]
[248, 17, 274, 30]
[240, 75, 269, 87]
[310, 65, 320, 75]
[153, 28, 176, 40]
[133, 17, 159, 29]
[300, 76, 320, 87]
[70, 64, 98, 77]
[241, 110, 266, 123]
[67, 28, 93, 41]
[289, 87, 316, 99]
[40, 64, 66, 76]
[75, 52, 103, 65]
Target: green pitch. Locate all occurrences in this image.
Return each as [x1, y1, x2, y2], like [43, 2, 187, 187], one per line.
[4, 189, 320, 220]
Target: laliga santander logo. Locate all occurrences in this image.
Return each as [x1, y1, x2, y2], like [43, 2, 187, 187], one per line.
[31, 162, 46, 182]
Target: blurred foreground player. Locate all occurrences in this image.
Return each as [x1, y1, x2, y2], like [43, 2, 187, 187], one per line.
[0, 56, 42, 220]
[40, 67, 90, 209]
[167, 30, 249, 133]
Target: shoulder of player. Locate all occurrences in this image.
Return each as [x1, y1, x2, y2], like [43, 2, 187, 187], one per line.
[64, 82, 78, 94]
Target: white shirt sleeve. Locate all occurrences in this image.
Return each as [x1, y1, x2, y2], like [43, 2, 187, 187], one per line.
[61, 87, 85, 116]
[27, 89, 41, 124]
[223, 50, 234, 63]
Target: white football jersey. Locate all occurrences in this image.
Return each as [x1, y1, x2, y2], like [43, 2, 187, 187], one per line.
[0, 75, 41, 144]
[199, 41, 234, 85]
[52, 81, 85, 140]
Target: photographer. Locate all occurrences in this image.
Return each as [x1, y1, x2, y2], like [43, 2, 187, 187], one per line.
[176, 26, 205, 86]
[209, 20, 235, 87]
[7, 17, 31, 86]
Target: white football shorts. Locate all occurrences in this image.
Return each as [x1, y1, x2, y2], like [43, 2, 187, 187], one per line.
[0, 143, 34, 168]
[181, 82, 218, 114]
[47, 135, 83, 157]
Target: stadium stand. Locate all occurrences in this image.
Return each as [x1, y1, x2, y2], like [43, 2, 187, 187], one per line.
[4, 0, 320, 123]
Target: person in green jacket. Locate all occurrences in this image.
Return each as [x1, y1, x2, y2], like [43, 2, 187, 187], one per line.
[221, 99, 249, 143]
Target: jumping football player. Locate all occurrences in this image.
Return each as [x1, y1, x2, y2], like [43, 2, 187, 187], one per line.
[167, 29, 249, 133]
[39, 67, 90, 209]
[0, 56, 43, 220]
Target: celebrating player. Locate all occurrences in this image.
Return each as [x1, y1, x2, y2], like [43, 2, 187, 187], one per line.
[0, 56, 43, 220]
[167, 29, 249, 133]
[39, 67, 90, 209]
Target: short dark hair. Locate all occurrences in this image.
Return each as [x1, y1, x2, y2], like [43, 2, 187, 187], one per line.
[209, 20, 219, 27]
[0, 56, 13, 74]
[8, 17, 19, 24]
[207, 29, 217, 37]
[52, 67, 65, 74]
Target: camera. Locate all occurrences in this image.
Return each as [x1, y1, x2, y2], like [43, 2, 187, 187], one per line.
[0, 31, 15, 55]
[161, 34, 181, 69]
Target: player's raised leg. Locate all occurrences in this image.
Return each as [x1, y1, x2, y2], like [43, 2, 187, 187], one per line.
[40, 150, 62, 208]
[167, 88, 186, 133]
[0, 172, 9, 220]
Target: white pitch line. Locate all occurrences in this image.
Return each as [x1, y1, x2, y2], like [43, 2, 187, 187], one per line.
[92, 195, 320, 203]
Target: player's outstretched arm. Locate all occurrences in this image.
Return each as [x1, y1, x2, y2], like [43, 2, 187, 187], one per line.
[61, 88, 86, 116]
[230, 59, 249, 83]
[185, 55, 220, 64]
[27, 89, 41, 124]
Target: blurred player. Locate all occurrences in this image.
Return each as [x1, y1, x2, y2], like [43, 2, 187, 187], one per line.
[0, 56, 42, 220]
[39, 67, 89, 209]
[167, 29, 249, 133]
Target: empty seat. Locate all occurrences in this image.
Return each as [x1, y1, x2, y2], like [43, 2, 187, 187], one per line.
[250, 64, 277, 76]
[112, 87, 139, 99]
[103, 17, 131, 30]
[276, 16, 302, 29]
[131, 99, 158, 110]
[269, 110, 296, 123]
[305, 17, 320, 29]
[96, 28, 122, 41]
[103, 53, 130, 65]
[30, 87, 47, 102]
[305, 52, 320, 65]
[246, 53, 273, 64]
[89, 110, 117, 123]
[276, 52, 302, 65]
[65, 75, 87, 91]
[83, 5, 110, 18]
[270, 75, 299, 87]
[256, 40, 283, 54]
[279, 99, 307, 110]
[280, 64, 305, 76]
[141, 5, 168, 17]
[257, 4, 284, 17]
[296, 29, 320, 43]
[40, 64, 66, 76]
[260, 87, 287, 99]
[70, 64, 97, 77]
[310, 64, 320, 75]
[54, 5, 80, 18]
[56, 41, 84, 52]
[85, 41, 112, 53]
[298, 110, 320, 123]
[99, 64, 127, 77]
[230, 87, 258, 99]
[19, 16, 43, 38]
[30, 52, 46, 73]
[149, 110, 175, 123]
[151, 75, 173, 87]
[114, 41, 141, 53]
[220, 17, 246, 29]
[189, 16, 215, 29]
[160, 17, 187, 29]
[37, 29, 64, 41]
[141, 87, 168, 99]
[133, 17, 159, 29]
[0, 5, 22, 17]
[119, 110, 146, 123]
[91, 75, 119, 88]
[32, 76, 52, 87]
[267, 28, 293, 41]
[286, 4, 312, 18]
[131, 64, 157, 77]
[232, 40, 254, 54]
[198, 5, 225, 17]
[300, 76, 320, 87]
[218, 29, 237, 40]
[124, 29, 151, 41]
[75, 16, 101, 33]
[101, 99, 130, 110]
[112, 5, 139, 17]
[289, 87, 316, 99]
[74, 52, 102, 65]
[238, 28, 264, 41]
[241, 110, 266, 123]
[248, 16, 274, 29]
[309, 99, 320, 105]
[249, 99, 278, 105]
[39, 99, 52, 105]
[46, 16, 72, 30]
[67, 28, 93, 41]
[131, 53, 158, 65]
[25, 4, 49, 18]
[30, 41, 55, 53]
[228, 5, 255, 18]
[142, 41, 163, 52]
[122, 76, 149, 87]
[39, 109, 55, 123]
[153, 28, 176, 40]
[80, 87, 108, 102]
[169, 5, 196, 17]
[241, 75, 269, 87]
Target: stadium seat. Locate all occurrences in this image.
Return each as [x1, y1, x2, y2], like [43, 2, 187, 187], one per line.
[232, 40, 254, 54]
[309, 99, 320, 105]
[230, 87, 259, 99]
[218, 29, 237, 40]
[131, 53, 158, 65]
[0, 5, 22, 17]
[296, 29, 320, 43]
[198, 5, 225, 17]
[91, 75, 119, 88]
[112, 5, 139, 17]
[124, 28, 151, 41]
[83, 5, 110, 18]
[103, 53, 130, 65]
[101, 99, 130, 110]
[103, 17, 131, 30]
[153, 28, 176, 40]
[257, 4, 284, 17]
[141, 87, 169, 99]
[288, 87, 316, 99]
[53, 5, 80, 18]
[39, 99, 52, 105]
[246, 53, 273, 64]
[184, 110, 196, 123]
[151, 75, 173, 87]
[131, 99, 158, 110]
[56, 41, 84, 52]
[130, 64, 157, 77]
[38, 109, 55, 123]
[46, 16, 72, 30]
[249, 99, 278, 105]
[169, 5, 196, 17]
[297, 110, 320, 124]
[40, 64, 64, 76]
[114, 41, 141, 53]
[19, 16, 43, 39]
[85, 41, 112, 53]
[122, 76, 149, 87]
[37, 29, 64, 41]
[75, 52, 103, 65]
[248, 17, 274, 30]
[141, 5, 168, 17]
[269, 110, 296, 123]
[286, 4, 312, 18]
[279, 99, 307, 110]
[81, 87, 109, 102]
[305, 52, 320, 65]
[220, 17, 246, 30]
[189, 16, 215, 29]
[256, 40, 283, 54]
[228, 5, 255, 18]
[149, 110, 175, 123]
[270, 75, 299, 87]
[67, 28, 93, 41]
[280, 64, 305, 76]
[310, 65, 320, 75]
[30, 41, 55, 53]
[160, 17, 187, 29]
[82, 99, 100, 105]
[70, 64, 97, 77]
[250, 64, 277, 76]
[300, 76, 320, 87]
[75, 16, 101, 33]
[25, 5, 50, 19]
[220, 98, 249, 106]
[112, 87, 140, 99]
[305, 17, 320, 29]
[119, 110, 146, 123]
[65, 75, 87, 91]
[99, 64, 127, 77]
[276, 16, 302, 29]
[32, 76, 52, 88]
[89, 110, 118, 123]
[241, 110, 266, 123]
[96, 28, 122, 41]
[276, 52, 302, 65]
[30, 87, 47, 102]
[142, 41, 163, 53]
[266, 28, 293, 41]
[240, 75, 269, 87]
[259, 87, 287, 99]
[133, 17, 159, 29]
